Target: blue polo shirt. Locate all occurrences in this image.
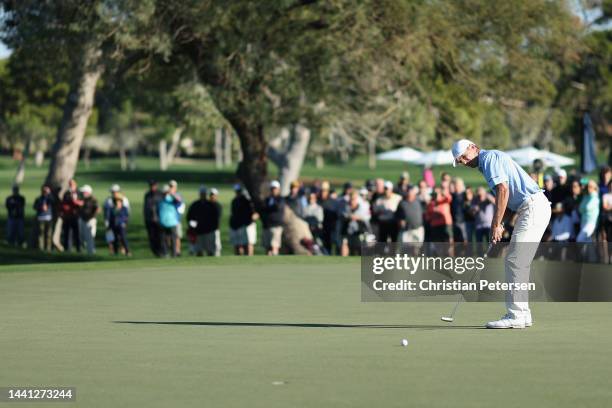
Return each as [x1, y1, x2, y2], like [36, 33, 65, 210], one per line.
[478, 149, 541, 211]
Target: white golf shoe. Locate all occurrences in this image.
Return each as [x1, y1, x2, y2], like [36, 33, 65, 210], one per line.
[485, 313, 527, 329]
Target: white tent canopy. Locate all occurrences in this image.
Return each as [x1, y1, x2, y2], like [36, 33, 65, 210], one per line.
[376, 147, 423, 162]
[506, 146, 574, 168]
[415, 150, 454, 166]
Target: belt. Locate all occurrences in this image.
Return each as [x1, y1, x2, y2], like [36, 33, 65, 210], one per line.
[517, 190, 548, 212]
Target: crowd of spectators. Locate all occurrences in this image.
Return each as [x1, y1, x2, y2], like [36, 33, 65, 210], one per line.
[4, 164, 612, 257]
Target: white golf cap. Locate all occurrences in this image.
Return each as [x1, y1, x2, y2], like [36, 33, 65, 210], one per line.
[210, 188, 219, 195]
[451, 139, 475, 167]
[80, 185, 92, 194]
[556, 168, 567, 178]
[110, 184, 121, 193]
[384, 180, 393, 190]
[270, 180, 281, 189]
[169, 179, 178, 187]
[162, 184, 170, 193]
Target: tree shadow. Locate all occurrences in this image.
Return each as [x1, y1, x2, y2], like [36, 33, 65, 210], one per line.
[114, 320, 485, 330]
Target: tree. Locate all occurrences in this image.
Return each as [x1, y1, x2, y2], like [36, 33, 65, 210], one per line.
[1, 0, 171, 194]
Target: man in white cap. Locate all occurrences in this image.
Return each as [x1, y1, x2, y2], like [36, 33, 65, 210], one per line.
[372, 180, 401, 242]
[78, 185, 99, 255]
[262, 180, 285, 255]
[551, 168, 570, 208]
[452, 139, 551, 329]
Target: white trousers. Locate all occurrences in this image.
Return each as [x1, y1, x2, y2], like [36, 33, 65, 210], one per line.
[505, 192, 551, 318]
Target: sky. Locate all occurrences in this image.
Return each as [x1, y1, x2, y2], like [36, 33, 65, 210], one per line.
[0, 41, 10, 59]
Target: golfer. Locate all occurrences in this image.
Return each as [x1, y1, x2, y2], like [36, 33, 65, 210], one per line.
[452, 139, 551, 329]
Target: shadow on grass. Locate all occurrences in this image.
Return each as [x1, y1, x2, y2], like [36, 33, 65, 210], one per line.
[114, 321, 485, 330]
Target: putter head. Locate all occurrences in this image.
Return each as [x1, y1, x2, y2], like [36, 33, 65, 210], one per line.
[441, 316, 454, 322]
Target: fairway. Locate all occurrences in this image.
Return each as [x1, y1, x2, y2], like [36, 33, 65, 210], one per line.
[1, 257, 610, 408]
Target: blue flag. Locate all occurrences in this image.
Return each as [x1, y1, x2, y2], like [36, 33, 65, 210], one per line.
[581, 113, 598, 174]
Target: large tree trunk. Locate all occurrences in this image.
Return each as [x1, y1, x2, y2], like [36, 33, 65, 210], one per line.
[234, 120, 269, 209]
[45, 43, 104, 194]
[268, 124, 311, 195]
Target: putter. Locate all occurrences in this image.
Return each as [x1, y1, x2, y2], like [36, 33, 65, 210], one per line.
[441, 241, 495, 323]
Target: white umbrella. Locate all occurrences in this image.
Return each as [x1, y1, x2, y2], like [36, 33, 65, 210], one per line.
[506, 146, 574, 167]
[415, 150, 454, 166]
[376, 147, 423, 162]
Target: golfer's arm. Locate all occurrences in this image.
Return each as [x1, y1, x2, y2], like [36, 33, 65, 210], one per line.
[493, 183, 509, 228]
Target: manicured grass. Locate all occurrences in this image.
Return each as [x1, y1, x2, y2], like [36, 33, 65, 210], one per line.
[0, 257, 610, 407]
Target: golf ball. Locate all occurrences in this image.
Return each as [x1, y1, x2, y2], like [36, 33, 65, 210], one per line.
[401, 338, 409, 347]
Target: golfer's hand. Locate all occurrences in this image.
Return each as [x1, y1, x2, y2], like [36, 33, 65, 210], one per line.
[491, 224, 504, 243]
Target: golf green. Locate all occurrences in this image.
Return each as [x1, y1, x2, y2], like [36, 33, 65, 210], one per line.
[1, 257, 610, 407]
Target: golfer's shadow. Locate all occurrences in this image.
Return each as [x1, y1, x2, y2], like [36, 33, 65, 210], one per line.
[114, 321, 484, 330]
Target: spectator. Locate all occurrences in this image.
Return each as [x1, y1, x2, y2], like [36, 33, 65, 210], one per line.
[395, 171, 410, 195]
[549, 202, 574, 242]
[417, 180, 431, 207]
[602, 180, 612, 242]
[168, 180, 185, 256]
[564, 180, 583, 237]
[372, 179, 385, 201]
[303, 190, 324, 242]
[424, 186, 453, 242]
[79, 185, 99, 255]
[599, 166, 611, 195]
[463, 187, 475, 243]
[532, 158, 545, 188]
[53, 179, 83, 251]
[543, 174, 554, 202]
[318, 181, 338, 255]
[60, 190, 81, 252]
[109, 197, 130, 256]
[551, 169, 570, 207]
[451, 177, 467, 243]
[158, 184, 181, 257]
[286, 181, 306, 218]
[471, 187, 495, 243]
[395, 186, 424, 243]
[340, 191, 371, 256]
[423, 166, 435, 189]
[5, 184, 25, 247]
[229, 184, 258, 256]
[440, 172, 452, 189]
[143, 180, 163, 256]
[103, 184, 130, 254]
[372, 181, 401, 242]
[188, 187, 222, 257]
[577, 180, 600, 243]
[262, 180, 285, 255]
[33, 185, 54, 251]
